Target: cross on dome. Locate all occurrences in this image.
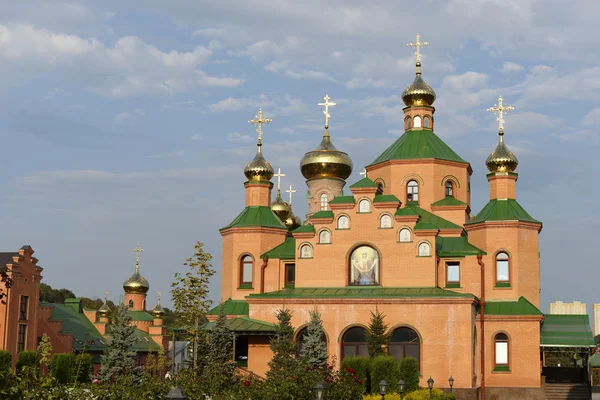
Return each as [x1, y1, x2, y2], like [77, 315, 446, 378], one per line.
[285, 184, 296, 205]
[249, 108, 272, 144]
[318, 94, 337, 129]
[407, 33, 429, 64]
[359, 168, 367, 178]
[133, 243, 143, 272]
[157, 292, 161, 305]
[273, 168, 286, 192]
[487, 95, 514, 133]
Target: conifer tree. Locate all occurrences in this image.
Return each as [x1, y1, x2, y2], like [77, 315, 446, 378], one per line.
[99, 303, 139, 382]
[365, 307, 390, 358]
[203, 305, 235, 395]
[300, 309, 328, 368]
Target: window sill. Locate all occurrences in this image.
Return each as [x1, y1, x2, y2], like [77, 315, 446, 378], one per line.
[317, 243, 332, 245]
[357, 212, 372, 214]
[397, 241, 413, 244]
[378, 227, 394, 230]
[417, 255, 432, 258]
[493, 366, 511, 373]
[299, 257, 314, 260]
[237, 284, 254, 290]
[495, 282, 512, 288]
[445, 283, 461, 289]
[335, 228, 351, 230]
[347, 284, 381, 287]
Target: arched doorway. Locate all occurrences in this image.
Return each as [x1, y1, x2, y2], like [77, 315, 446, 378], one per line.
[389, 327, 420, 368]
[342, 326, 368, 358]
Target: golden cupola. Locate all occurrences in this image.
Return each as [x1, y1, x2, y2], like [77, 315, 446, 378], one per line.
[486, 95, 518, 173]
[97, 296, 111, 318]
[271, 189, 291, 221]
[244, 108, 274, 182]
[152, 293, 165, 318]
[402, 61, 436, 107]
[123, 244, 150, 294]
[282, 183, 302, 230]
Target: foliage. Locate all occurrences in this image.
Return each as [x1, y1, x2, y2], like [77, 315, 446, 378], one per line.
[202, 304, 236, 396]
[370, 356, 401, 393]
[39, 283, 75, 304]
[0, 266, 14, 306]
[98, 303, 140, 382]
[72, 353, 93, 383]
[404, 388, 455, 400]
[365, 307, 389, 358]
[398, 357, 420, 393]
[81, 297, 117, 311]
[0, 350, 12, 371]
[156, 345, 168, 374]
[50, 354, 73, 384]
[300, 309, 328, 368]
[37, 334, 53, 371]
[171, 241, 215, 374]
[342, 356, 372, 393]
[16, 351, 40, 375]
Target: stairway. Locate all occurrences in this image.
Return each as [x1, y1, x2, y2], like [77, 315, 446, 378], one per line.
[545, 383, 590, 400]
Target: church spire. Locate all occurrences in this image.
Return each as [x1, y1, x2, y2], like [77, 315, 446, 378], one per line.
[486, 96, 518, 173]
[403, 33, 436, 108]
[244, 108, 275, 182]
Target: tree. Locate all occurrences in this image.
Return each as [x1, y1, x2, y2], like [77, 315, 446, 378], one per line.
[365, 307, 389, 358]
[398, 357, 420, 393]
[99, 303, 139, 382]
[203, 305, 235, 395]
[170, 241, 215, 375]
[300, 309, 328, 368]
[37, 333, 53, 374]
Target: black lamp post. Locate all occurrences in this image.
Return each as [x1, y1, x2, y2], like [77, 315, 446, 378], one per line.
[379, 380, 388, 400]
[427, 376, 434, 400]
[312, 381, 327, 400]
[165, 387, 188, 400]
[448, 376, 454, 394]
[398, 379, 405, 400]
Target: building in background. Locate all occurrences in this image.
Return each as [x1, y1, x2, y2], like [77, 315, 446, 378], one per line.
[549, 301, 587, 315]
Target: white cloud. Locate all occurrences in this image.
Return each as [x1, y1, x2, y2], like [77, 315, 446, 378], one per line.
[149, 150, 185, 159]
[226, 132, 253, 142]
[190, 134, 202, 141]
[500, 61, 524, 73]
[207, 94, 309, 116]
[582, 108, 600, 126]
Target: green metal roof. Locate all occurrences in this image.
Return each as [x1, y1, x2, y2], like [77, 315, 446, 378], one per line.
[431, 196, 467, 207]
[208, 299, 250, 316]
[248, 287, 474, 299]
[541, 315, 596, 348]
[42, 301, 106, 352]
[373, 194, 400, 203]
[349, 177, 377, 189]
[329, 196, 356, 205]
[395, 207, 420, 217]
[129, 310, 154, 322]
[369, 129, 467, 166]
[131, 329, 162, 352]
[484, 296, 542, 315]
[204, 317, 275, 333]
[292, 224, 316, 233]
[261, 237, 296, 259]
[220, 206, 287, 231]
[590, 352, 600, 367]
[395, 205, 463, 231]
[310, 210, 334, 219]
[436, 236, 485, 257]
[466, 199, 540, 225]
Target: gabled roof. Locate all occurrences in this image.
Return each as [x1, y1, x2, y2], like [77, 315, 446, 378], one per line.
[204, 317, 275, 333]
[369, 129, 467, 166]
[541, 314, 596, 348]
[41, 301, 106, 352]
[436, 236, 485, 257]
[309, 210, 334, 219]
[329, 196, 356, 205]
[395, 205, 463, 231]
[261, 237, 296, 259]
[431, 196, 467, 207]
[129, 310, 154, 322]
[466, 199, 540, 225]
[220, 206, 287, 231]
[373, 194, 400, 203]
[349, 177, 377, 189]
[208, 299, 250, 316]
[484, 296, 542, 315]
[132, 329, 162, 352]
[248, 287, 474, 299]
[292, 224, 315, 234]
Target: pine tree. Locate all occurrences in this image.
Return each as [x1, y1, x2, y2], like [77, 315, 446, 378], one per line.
[99, 303, 140, 382]
[171, 241, 215, 375]
[203, 305, 235, 395]
[300, 310, 328, 368]
[365, 307, 389, 358]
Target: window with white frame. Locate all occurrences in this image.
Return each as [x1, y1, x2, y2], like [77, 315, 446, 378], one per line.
[494, 333, 509, 367]
[399, 228, 411, 242]
[407, 180, 419, 202]
[320, 193, 328, 211]
[418, 242, 430, 257]
[319, 230, 331, 244]
[446, 262, 460, 285]
[359, 199, 371, 213]
[337, 215, 349, 229]
[380, 214, 392, 228]
[496, 252, 510, 284]
[300, 244, 313, 259]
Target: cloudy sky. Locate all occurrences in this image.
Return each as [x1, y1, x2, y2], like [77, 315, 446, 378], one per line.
[0, 0, 598, 314]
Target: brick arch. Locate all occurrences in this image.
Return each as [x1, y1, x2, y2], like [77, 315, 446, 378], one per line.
[337, 323, 369, 343]
[401, 173, 425, 186]
[294, 323, 331, 344]
[345, 242, 383, 285]
[440, 175, 461, 188]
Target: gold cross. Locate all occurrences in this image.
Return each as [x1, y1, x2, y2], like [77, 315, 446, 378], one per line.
[157, 292, 161, 305]
[285, 184, 296, 205]
[317, 94, 337, 129]
[407, 33, 429, 63]
[487, 95, 514, 132]
[359, 168, 367, 178]
[273, 168, 285, 192]
[133, 243, 143, 272]
[104, 291, 108, 302]
[248, 108, 272, 144]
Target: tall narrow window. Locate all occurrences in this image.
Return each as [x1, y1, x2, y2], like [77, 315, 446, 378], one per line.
[17, 324, 27, 353]
[446, 262, 460, 286]
[406, 117, 412, 129]
[389, 327, 421, 369]
[337, 215, 349, 229]
[407, 180, 419, 202]
[241, 255, 253, 286]
[418, 243, 431, 257]
[424, 116, 431, 128]
[285, 263, 295, 287]
[445, 181, 454, 197]
[496, 252, 510, 285]
[128, 299, 134, 308]
[494, 333, 509, 369]
[413, 116, 422, 128]
[320, 194, 328, 211]
[376, 182, 384, 194]
[19, 296, 29, 320]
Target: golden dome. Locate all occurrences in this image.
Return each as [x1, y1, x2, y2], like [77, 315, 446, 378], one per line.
[123, 265, 150, 294]
[300, 130, 353, 180]
[244, 143, 274, 182]
[97, 301, 111, 317]
[486, 131, 518, 172]
[152, 303, 165, 318]
[285, 211, 302, 231]
[402, 62, 436, 107]
[271, 190, 291, 222]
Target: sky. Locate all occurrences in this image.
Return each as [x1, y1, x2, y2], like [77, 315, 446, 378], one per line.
[0, 0, 598, 314]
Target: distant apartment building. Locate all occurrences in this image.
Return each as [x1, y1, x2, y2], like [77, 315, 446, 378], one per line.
[549, 301, 587, 315]
[594, 304, 600, 337]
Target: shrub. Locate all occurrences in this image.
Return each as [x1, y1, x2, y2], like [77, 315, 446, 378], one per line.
[72, 353, 93, 383]
[16, 351, 39, 374]
[50, 353, 74, 383]
[405, 388, 455, 400]
[0, 351, 12, 371]
[342, 356, 372, 393]
[370, 356, 400, 393]
[398, 357, 420, 393]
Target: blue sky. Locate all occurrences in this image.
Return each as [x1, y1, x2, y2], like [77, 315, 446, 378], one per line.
[0, 0, 598, 314]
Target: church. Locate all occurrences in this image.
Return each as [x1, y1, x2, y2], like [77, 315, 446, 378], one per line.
[214, 35, 596, 399]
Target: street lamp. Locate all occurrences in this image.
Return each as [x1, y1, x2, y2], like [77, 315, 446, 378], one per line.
[312, 381, 327, 400]
[398, 379, 405, 400]
[448, 376, 454, 394]
[427, 376, 434, 400]
[379, 380, 388, 399]
[165, 387, 188, 400]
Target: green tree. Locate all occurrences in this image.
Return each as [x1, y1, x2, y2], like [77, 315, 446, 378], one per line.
[365, 307, 389, 358]
[99, 303, 139, 382]
[203, 305, 235, 395]
[36, 333, 53, 373]
[398, 357, 420, 393]
[300, 309, 328, 368]
[171, 241, 215, 375]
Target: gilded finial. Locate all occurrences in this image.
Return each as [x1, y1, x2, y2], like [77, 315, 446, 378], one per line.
[285, 184, 296, 205]
[408, 33, 429, 67]
[487, 95, 514, 134]
[486, 95, 518, 173]
[402, 34, 436, 107]
[124, 243, 150, 294]
[249, 108, 272, 145]
[273, 168, 286, 193]
[317, 94, 337, 129]
[133, 243, 143, 273]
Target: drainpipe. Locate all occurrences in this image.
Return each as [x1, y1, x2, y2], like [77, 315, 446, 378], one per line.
[260, 257, 269, 294]
[478, 254, 486, 400]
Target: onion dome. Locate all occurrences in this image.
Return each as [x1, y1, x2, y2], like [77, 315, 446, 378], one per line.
[98, 300, 111, 318]
[285, 212, 302, 231]
[300, 130, 353, 180]
[402, 62, 436, 107]
[244, 142, 274, 182]
[123, 261, 150, 294]
[271, 189, 291, 222]
[486, 131, 518, 173]
[152, 303, 165, 318]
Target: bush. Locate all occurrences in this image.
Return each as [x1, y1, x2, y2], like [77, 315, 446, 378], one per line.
[0, 351, 12, 371]
[50, 353, 74, 383]
[370, 356, 400, 393]
[405, 388, 455, 400]
[16, 351, 39, 374]
[398, 357, 420, 393]
[342, 356, 372, 393]
[71, 353, 93, 383]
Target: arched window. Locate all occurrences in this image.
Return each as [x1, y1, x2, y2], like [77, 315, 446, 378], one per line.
[494, 333, 509, 368]
[424, 116, 431, 128]
[342, 327, 368, 358]
[297, 327, 327, 357]
[496, 252, 510, 284]
[413, 116, 422, 128]
[445, 181, 454, 197]
[399, 228, 411, 242]
[407, 180, 419, 202]
[359, 199, 371, 213]
[389, 327, 420, 368]
[337, 215, 349, 229]
[376, 182, 384, 194]
[406, 117, 412, 129]
[320, 194, 328, 211]
[241, 255, 253, 286]
[350, 246, 379, 285]
[380, 214, 392, 228]
[319, 230, 331, 244]
[300, 244, 313, 259]
[418, 242, 431, 257]
[142, 300, 146, 310]
[128, 299, 134, 308]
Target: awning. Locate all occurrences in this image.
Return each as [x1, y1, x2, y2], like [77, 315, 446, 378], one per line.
[204, 317, 275, 335]
[541, 314, 596, 351]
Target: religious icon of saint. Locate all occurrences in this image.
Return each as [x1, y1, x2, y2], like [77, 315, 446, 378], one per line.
[380, 215, 392, 228]
[301, 245, 312, 258]
[338, 216, 349, 229]
[359, 200, 370, 213]
[350, 246, 379, 285]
